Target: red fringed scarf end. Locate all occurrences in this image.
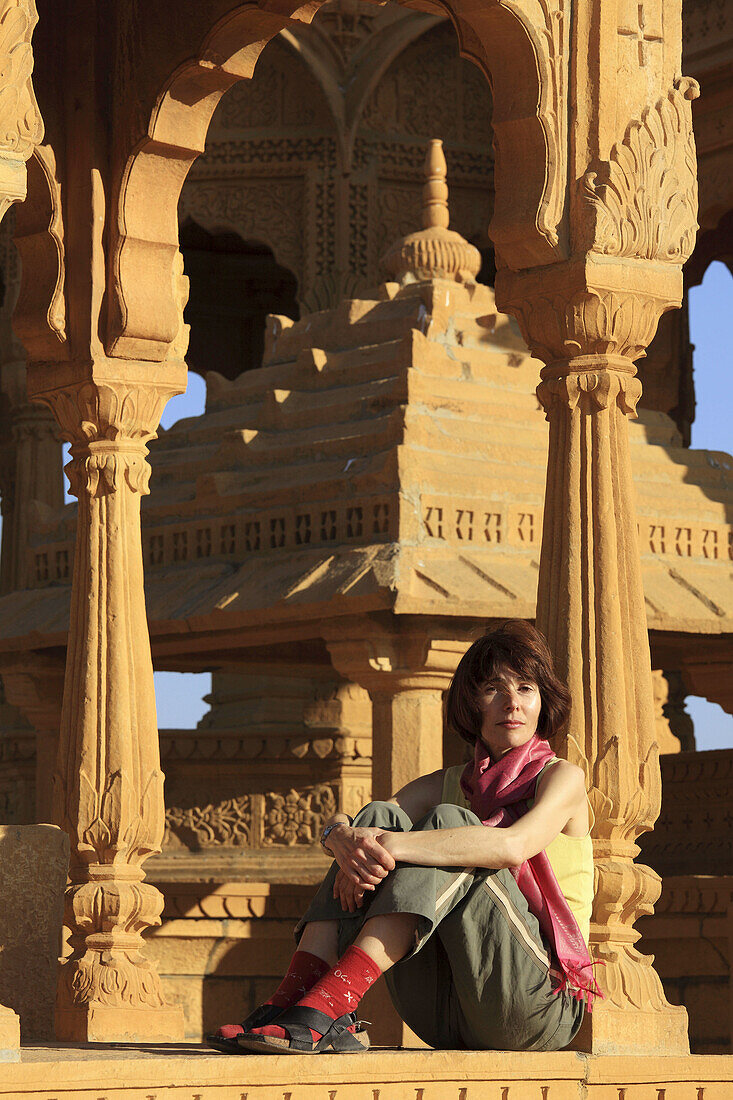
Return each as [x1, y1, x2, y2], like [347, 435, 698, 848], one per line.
[550, 960, 605, 1012]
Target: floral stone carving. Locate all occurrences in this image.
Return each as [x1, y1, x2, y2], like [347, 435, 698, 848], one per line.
[582, 78, 700, 264]
[264, 785, 337, 846]
[165, 796, 252, 849]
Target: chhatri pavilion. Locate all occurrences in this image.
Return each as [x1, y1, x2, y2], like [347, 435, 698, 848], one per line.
[0, 0, 731, 1096]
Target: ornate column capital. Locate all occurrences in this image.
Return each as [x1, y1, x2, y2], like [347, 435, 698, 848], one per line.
[326, 626, 466, 696]
[497, 255, 682, 370]
[30, 368, 185, 502]
[326, 623, 467, 800]
[537, 365, 642, 421]
[10, 401, 61, 443]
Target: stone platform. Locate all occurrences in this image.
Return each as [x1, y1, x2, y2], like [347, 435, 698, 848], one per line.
[2, 1047, 733, 1099]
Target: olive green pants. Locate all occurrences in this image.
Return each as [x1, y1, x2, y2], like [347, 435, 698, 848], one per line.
[295, 801, 584, 1051]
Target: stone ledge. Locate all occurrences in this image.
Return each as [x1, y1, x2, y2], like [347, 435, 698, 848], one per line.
[2, 1047, 733, 1099]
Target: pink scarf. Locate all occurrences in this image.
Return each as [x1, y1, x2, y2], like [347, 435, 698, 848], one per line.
[461, 735, 602, 1008]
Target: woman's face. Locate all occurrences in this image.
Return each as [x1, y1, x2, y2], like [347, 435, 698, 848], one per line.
[477, 664, 542, 759]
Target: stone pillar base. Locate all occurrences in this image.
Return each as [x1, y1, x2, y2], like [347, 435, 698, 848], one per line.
[0, 1006, 20, 1061]
[570, 1002, 690, 1056]
[55, 1004, 185, 1044]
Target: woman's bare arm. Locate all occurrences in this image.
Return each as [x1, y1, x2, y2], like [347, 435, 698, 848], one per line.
[323, 769, 445, 891]
[378, 761, 587, 869]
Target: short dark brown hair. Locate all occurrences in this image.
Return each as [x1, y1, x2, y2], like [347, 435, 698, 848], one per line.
[445, 620, 571, 745]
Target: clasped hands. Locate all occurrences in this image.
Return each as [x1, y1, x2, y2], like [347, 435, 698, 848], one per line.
[327, 824, 399, 913]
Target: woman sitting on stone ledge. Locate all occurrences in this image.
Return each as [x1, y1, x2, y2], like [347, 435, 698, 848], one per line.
[207, 619, 600, 1055]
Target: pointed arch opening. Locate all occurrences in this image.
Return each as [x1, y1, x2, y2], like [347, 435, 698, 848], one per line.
[103, 0, 562, 362]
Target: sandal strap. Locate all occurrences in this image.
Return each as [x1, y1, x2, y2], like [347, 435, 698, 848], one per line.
[253, 1005, 359, 1052]
[313, 1014, 361, 1053]
[272, 1004, 351, 1036]
[240, 1003, 283, 1031]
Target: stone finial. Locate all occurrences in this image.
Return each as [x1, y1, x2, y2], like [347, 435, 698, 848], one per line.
[381, 139, 482, 284]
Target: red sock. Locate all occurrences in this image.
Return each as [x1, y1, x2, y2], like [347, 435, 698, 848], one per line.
[267, 950, 331, 1008]
[252, 945, 382, 1042]
[215, 950, 329, 1039]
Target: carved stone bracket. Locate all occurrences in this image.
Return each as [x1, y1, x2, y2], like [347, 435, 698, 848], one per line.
[581, 78, 700, 264]
[0, 0, 44, 222]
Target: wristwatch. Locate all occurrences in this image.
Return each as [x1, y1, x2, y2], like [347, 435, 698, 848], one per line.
[320, 816, 353, 854]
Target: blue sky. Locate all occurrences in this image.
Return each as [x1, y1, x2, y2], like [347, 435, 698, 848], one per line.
[18, 267, 733, 749]
[684, 262, 733, 750]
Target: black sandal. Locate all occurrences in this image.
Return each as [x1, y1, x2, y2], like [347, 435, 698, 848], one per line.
[236, 1004, 370, 1055]
[205, 1003, 284, 1053]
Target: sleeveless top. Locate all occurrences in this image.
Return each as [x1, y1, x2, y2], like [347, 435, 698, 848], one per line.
[441, 759, 594, 945]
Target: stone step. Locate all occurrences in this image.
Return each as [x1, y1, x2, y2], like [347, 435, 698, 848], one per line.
[3, 1047, 733, 1098]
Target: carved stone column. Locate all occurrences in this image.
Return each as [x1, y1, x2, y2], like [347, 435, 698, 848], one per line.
[661, 671, 695, 752]
[326, 628, 466, 808]
[0, 217, 63, 594]
[2, 656, 64, 821]
[0, 0, 45, 1059]
[327, 625, 465, 1047]
[7, 397, 63, 590]
[651, 670, 682, 755]
[493, 50, 701, 1050]
[35, 376, 185, 1042]
[501, 263, 691, 1054]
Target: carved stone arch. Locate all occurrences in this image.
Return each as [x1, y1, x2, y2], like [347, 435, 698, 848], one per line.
[106, 6, 300, 360]
[434, 0, 568, 270]
[276, 27, 348, 161]
[107, 0, 563, 362]
[178, 219, 299, 380]
[281, 8, 443, 170]
[180, 30, 339, 311]
[12, 144, 66, 361]
[178, 204, 303, 303]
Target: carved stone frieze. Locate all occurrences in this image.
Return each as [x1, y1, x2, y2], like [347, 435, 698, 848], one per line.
[581, 79, 700, 264]
[210, 38, 333, 133]
[165, 795, 251, 849]
[639, 749, 733, 876]
[181, 179, 306, 299]
[164, 731, 371, 762]
[263, 784, 337, 846]
[359, 22, 493, 147]
[307, 0, 398, 74]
